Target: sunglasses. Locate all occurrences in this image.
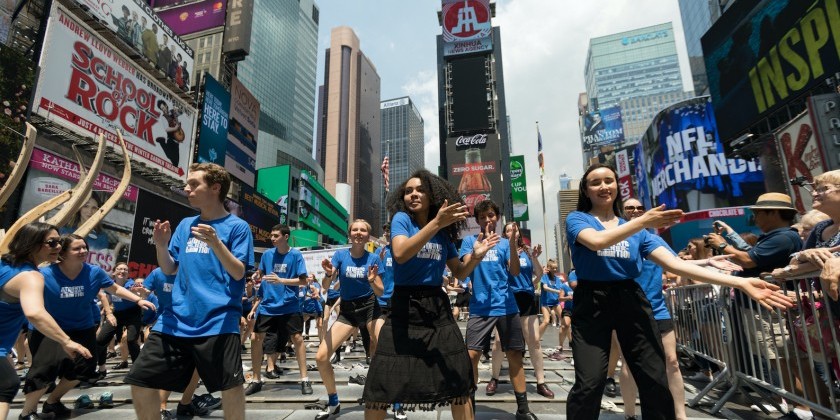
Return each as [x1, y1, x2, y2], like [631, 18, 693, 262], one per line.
[43, 239, 61, 248]
[624, 206, 645, 211]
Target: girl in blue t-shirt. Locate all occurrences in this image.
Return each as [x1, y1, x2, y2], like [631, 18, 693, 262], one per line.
[0, 223, 93, 419]
[302, 275, 323, 340]
[565, 163, 793, 419]
[313, 219, 384, 419]
[20, 234, 153, 417]
[362, 169, 499, 419]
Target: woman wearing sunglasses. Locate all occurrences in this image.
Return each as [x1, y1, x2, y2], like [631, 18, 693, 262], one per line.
[0, 223, 92, 420]
[19, 234, 155, 419]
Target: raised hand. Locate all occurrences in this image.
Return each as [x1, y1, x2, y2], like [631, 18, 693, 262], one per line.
[741, 278, 794, 310]
[321, 258, 335, 276]
[153, 220, 171, 247]
[531, 244, 543, 259]
[433, 199, 469, 228]
[708, 255, 742, 272]
[368, 264, 379, 282]
[472, 224, 501, 260]
[191, 224, 221, 247]
[639, 205, 683, 229]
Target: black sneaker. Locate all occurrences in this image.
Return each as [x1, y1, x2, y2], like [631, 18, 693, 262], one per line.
[105, 351, 117, 359]
[113, 361, 128, 369]
[604, 377, 618, 398]
[42, 401, 72, 418]
[193, 393, 221, 411]
[176, 401, 210, 417]
[301, 380, 313, 395]
[244, 381, 263, 396]
[160, 409, 176, 420]
[18, 412, 55, 420]
[515, 410, 539, 420]
[264, 369, 284, 379]
[314, 403, 340, 420]
[348, 374, 366, 385]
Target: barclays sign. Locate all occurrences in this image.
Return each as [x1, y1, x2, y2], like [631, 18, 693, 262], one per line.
[621, 30, 669, 46]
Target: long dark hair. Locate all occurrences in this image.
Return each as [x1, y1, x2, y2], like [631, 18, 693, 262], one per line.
[1, 222, 58, 266]
[576, 163, 623, 217]
[386, 169, 465, 242]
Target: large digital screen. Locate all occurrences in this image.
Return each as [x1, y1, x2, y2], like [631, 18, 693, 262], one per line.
[155, 0, 226, 36]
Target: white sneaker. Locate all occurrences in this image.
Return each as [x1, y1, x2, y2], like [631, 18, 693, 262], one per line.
[750, 400, 788, 413]
[600, 400, 621, 412]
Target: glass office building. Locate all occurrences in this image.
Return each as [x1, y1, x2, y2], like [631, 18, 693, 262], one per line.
[678, 0, 730, 95]
[237, 0, 321, 177]
[584, 22, 683, 110]
[379, 97, 425, 226]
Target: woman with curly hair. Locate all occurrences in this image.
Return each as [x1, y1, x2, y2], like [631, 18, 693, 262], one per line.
[362, 169, 498, 420]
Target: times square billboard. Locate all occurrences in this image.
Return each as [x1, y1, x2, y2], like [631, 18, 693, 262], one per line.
[153, 0, 227, 36]
[446, 132, 505, 236]
[637, 97, 765, 212]
[441, 0, 493, 56]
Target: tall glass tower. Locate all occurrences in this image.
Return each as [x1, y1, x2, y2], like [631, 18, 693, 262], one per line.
[237, 0, 321, 177]
[380, 97, 425, 226]
[584, 22, 683, 110]
[678, 0, 729, 95]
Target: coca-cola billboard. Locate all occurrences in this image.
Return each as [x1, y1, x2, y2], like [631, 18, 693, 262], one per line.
[446, 132, 505, 237]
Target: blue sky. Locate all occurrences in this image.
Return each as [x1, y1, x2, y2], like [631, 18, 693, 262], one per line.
[314, 0, 693, 260]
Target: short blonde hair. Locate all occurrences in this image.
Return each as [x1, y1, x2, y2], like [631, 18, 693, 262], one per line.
[800, 209, 829, 230]
[347, 219, 372, 235]
[813, 170, 840, 187]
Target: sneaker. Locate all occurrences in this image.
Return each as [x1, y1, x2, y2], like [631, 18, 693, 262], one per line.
[685, 371, 712, 382]
[105, 351, 117, 359]
[113, 361, 129, 369]
[777, 408, 814, 420]
[244, 381, 263, 395]
[536, 383, 554, 399]
[97, 369, 108, 380]
[600, 400, 620, 412]
[349, 374, 366, 385]
[485, 377, 498, 396]
[751, 401, 788, 413]
[160, 409, 176, 420]
[315, 403, 340, 420]
[329, 352, 340, 364]
[302, 380, 314, 395]
[18, 412, 55, 419]
[99, 392, 114, 409]
[176, 401, 210, 417]
[515, 410, 539, 420]
[74, 394, 94, 409]
[604, 377, 617, 398]
[264, 369, 281, 379]
[393, 407, 407, 419]
[193, 394, 222, 411]
[42, 401, 72, 417]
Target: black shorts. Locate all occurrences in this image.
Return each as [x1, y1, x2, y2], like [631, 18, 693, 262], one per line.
[124, 332, 244, 393]
[514, 292, 539, 316]
[0, 356, 21, 402]
[465, 314, 525, 352]
[24, 327, 97, 393]
[656, 318, 674, 334]
[325, 296, 339, 307]
[561, 309, 573, 318]
[254, 313, 303, 353]
[454, 291, 471, 307]
[337, 294, 380, 328]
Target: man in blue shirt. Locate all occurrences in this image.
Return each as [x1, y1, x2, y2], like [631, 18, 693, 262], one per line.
[125, 163, 254, 420]
[461, 200, 537, 420]
[245, 224, 311, 396]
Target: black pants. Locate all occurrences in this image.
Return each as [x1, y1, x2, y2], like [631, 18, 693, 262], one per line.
[96, 306, 142, 365]
[567, 280, 675, 420]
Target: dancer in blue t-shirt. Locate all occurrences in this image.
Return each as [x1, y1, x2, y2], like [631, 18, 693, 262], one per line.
[363, 169, 497, 420]
[245, 224, 311, 396]
[313, 219, 384, 420]
[125, 163, 254, 420]
[0, 223, 92, 420]
[20, 234, 153, 418]
[565, 163, 793, 420]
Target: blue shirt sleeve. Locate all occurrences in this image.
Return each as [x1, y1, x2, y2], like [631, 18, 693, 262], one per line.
[391, 212, 411, 239]
[293, 250, 308, 278]
[92, 266, 115, 289]
[229, 222, 255, 272]
[168, 219, 190, 265]
[639, 229, 666, 258]
[566, 212, 591, 246]
[459, 235, 475, 260]
[259, 253, 270, 275]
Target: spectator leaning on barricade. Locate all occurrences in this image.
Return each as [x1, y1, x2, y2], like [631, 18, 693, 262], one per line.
[770, 170, 840, 420]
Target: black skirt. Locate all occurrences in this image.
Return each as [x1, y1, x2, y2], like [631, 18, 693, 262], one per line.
[363, 286, 474, 411]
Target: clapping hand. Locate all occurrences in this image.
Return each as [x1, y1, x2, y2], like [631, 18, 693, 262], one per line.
[368, 264, 379, 282]
[471, 224, 501, 260]
[321, 258, 335, 277]
[153, 220, 171, 247]
[530, 244, 543, 259]
[433, 199, 469, 228]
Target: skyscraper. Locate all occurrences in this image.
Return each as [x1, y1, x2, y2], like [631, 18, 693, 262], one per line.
[584, 22, 683, 110]
[678, 0, 731, 96]
[237, 0, 322, 178]
[316, 27, 382, 233]
[380, 97, 425, 226]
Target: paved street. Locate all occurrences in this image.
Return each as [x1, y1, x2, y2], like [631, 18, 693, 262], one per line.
[8, 321, 772, 419]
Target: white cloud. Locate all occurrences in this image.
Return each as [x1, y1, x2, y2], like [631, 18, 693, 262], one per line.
[401, 70, 440, 172]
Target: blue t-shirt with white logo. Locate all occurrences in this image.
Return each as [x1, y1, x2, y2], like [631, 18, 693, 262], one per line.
[326, 279, 341, 300]
[143, 268, 176, 312]
[377, 246, 394, 307]
[637, 238, 674, 320]
[0, 261, 36, 357]
[509, 250, 535, 295]
[331, 249, 377, 301]
[108, 279, 137, 312]
[540, 274, 561, 307]
[257, 248, 308, 316]
[302, 281, 323, 314]
[566, 211, 663, 282]
[460, 235, 518, 317]
[155, 213, 254, 337]
[142, 293, 160, 325]
[390, 212, 458, 287]
[41, 263, 114, 331]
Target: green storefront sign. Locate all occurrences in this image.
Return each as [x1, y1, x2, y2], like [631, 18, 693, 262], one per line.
[510, 155, 529, 222]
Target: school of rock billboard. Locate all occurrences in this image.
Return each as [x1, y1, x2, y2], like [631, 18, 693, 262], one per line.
[446, 132, 504, 236]
[33, 7, 197, 180]
[641, 97, 765, 212]
[72, 0, 194, 91]
[19, 148, 139, 272]
[441, 0, 493, 57]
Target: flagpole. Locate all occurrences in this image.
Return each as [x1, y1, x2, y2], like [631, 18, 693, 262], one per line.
[537, 121, 549, 265]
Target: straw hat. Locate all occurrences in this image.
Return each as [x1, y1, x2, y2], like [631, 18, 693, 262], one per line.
[749, 192, 795, 211]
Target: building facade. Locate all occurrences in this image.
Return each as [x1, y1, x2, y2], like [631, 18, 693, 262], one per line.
[584, 22, 683, 111]
[556, 175, 580, 274]
[619, 90, 696, 143]
[316, 27, 382, 234]
[380, 97, 425, 226]
[677, 0, 731, 95]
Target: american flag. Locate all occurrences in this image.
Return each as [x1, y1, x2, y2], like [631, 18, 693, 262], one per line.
[537, 129, 544, 177]
[381, 156, 390, 192]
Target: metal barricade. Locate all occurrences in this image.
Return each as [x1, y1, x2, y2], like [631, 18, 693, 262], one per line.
[727, 274, 840, 419]
[666, 284, 732, 414]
